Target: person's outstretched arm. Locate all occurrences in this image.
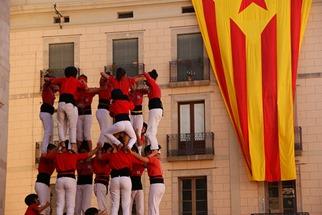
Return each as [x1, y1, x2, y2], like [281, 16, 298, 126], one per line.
[34, 202, 50, 213]
[130, 150, 149, 163]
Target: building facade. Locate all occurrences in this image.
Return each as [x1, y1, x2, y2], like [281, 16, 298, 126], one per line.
[6, 0, 322, 214]
[0, 0, 9, 214]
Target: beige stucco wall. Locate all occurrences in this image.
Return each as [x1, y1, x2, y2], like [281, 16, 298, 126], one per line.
[6, 0, 322, 215]
[0, 0, 9, 214]
[296, 1, 322, 213]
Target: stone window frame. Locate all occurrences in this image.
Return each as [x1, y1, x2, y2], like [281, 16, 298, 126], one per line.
[178, 100, 205, 136]
[43, 34, 80, 70]
[170, 25, 211, 87]
[179, 176, 208, 215]
[170, 92, 212, 135]
[106, 30, 144, 67]
[171, 169, 214, 215]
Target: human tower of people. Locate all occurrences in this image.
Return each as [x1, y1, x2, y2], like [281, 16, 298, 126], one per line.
[24, 66, 164, 215]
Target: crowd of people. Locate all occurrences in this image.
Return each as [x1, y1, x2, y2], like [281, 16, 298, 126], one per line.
[24, 66, 165, 215]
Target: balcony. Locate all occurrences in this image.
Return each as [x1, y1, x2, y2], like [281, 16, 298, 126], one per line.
[294, 126, 302, 156]
[251, 213, 309, 215]
[166, 132, 214, 161]
[105, 63, 145, 77]
[169, 58, 210, 87]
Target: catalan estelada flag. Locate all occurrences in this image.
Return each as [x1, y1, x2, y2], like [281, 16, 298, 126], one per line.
[192, 0, 312, 181]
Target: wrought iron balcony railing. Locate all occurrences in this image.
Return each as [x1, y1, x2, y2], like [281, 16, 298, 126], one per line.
[105, 63, 145, 77]
[251, 213, 309, 215]
[169, 58, 210, 83]
[294, 126, 302, 155]
[166, 132, 214, 159]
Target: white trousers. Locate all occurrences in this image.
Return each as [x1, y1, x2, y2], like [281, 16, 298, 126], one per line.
[76, 115, 93, 141]
[96, 109, 113, 145]
[148, 183, 165, 215]
[55, 177, 77, 215]
[39, 112, 53, 153]
[130, 190, 144, 215]
[94, 183, 111, 213]
[104, 121, 137, 148]
[35, 182, 51, 215]
[110, 176, 132, 215]
[75, 184, 93, 215]
[57, 102, 78, 143]
[130, 114, 143, 137]
[146, 109, 163, 150]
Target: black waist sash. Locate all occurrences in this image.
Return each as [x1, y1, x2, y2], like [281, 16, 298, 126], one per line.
[98, 99, 110, 110]
[110, 168, 130, 178]
[131, 176, 143, 190]
[57, 170, 76, 179]
[114, 114, 130, 123]
[40, 103, 55, 115]
[149, 176, 164, 184]
[148, 98, 163, 110]
[131, 105, 143, 115]
[59, 94, 75, 105]
[77, 175, 93, 185]
[94, 175, 109, 185]
[78, 106, 92, 115]
[36, 173, 51, 186]
[57, 174, 76, 179]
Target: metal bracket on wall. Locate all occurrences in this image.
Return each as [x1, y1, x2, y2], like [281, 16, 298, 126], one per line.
[53, 3, 65, 29]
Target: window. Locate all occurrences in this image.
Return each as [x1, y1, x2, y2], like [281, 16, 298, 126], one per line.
[112, 38, 139, 76]
[180, 176, 208, 215]
[64, 16, 70, 23]
[178, 101, 205, 154]
[177, 33, 204, 81]
[53, 16, 70, 23]
[49, 42, 74, 76]
[267, 180, 297, 213]
[118, 11, 134, 19]
[182, 6, 195, 14]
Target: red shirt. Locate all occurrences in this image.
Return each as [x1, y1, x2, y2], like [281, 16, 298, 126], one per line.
[109, 100, 134, 117]
[51, 77, 86, 96]
[108, 76, 135, 95]
[131, 162, 145, 177]
[147, 156, 163, 177]
[92, 157, 111, 176]
[99, 82, 112, 101]
[98, 89, 111, 101]
[42, 83, 55, 105]
[101, 150, 141, 170]
[46, 152, 89, 173]
[24, 203, 39, 215]
[77, 159, 93, 176]
[38, 155, 55, 175]
[143, 72, 161, 99]
[76, 90, 97, 107]
[129, 89, 147, 106]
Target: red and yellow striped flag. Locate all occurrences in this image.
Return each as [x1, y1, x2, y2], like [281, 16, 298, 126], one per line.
[192, 0, 311, 181]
